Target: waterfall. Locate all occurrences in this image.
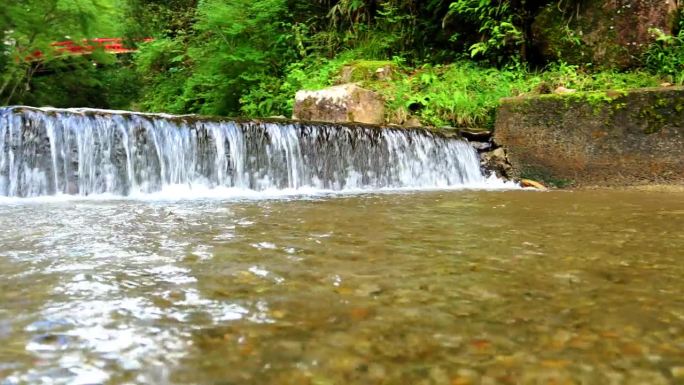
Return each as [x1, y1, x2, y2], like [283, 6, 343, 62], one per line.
[0, 106, 487, 198]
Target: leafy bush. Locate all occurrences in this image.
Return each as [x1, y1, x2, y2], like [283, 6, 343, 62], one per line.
[446, 0, 524, 63]
[377, 62, 528, 127]
[240, 52, 362, 117]
[537, 62, 662, 91]
[2, 0, 676, 118]
[645, 18, 684, 84]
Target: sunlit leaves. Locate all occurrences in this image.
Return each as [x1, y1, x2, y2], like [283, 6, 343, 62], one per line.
[447, 0, 524, 63]
[0, 0, 132, 105]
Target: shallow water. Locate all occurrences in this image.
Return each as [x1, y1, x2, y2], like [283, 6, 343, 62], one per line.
[0, 190, 683, 385]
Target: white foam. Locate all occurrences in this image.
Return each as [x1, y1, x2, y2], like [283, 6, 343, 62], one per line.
[0, 179, 520, 205]
[0, 106, 521, 202]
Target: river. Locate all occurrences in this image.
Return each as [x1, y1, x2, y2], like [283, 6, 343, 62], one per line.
[1, 189, 683, 384]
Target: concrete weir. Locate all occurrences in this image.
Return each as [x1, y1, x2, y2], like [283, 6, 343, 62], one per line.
[0, 106, 487, 197]
[494, 87, 684, 187]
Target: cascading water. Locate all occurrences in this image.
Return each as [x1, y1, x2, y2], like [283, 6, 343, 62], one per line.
[0, 106, 489, 197]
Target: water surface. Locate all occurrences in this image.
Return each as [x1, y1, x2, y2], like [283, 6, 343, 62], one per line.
[1, 190, 683, 384]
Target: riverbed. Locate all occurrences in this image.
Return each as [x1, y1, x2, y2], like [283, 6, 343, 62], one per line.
[1, 190, 683, 384]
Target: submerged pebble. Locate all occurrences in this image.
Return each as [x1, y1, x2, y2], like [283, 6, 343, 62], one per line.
[0, 190, 682, 384]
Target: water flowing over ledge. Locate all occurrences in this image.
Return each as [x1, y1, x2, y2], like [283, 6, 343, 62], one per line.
[0, 106, 503, 199]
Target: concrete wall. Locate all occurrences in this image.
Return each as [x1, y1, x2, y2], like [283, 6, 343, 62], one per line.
[494, 87, 684, 187]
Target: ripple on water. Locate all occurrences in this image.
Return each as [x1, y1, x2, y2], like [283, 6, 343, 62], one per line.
[0, 190, 682, 384]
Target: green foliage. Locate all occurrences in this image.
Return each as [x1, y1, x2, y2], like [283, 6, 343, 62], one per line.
[98, 61, 141, 109]
[1, 0, 678, 121]
[134, 38, 189, 113]
[385, 62, 531, 127]
[0, 0, 129, 106]
[134, 0, 299, 116]
[537, 62, 662, 92]
[645, 18, 684, 84]
[447, 0, 524, 63]
[240, 53, 356, 117]
[123, 0, 196, 38]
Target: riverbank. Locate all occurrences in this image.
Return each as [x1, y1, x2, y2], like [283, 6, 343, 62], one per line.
[493, 87, 684, 189]
[2, 189, 683, 384]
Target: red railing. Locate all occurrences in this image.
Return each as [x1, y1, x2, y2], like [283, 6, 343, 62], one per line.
[29, 38, 153, 60]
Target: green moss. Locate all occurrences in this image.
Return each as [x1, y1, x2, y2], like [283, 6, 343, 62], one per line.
[534, 91, 619, 115]
[638, 105, 668, 134]
[342, 60, 394, 83]
[346, 60, 394, 69]
[656, 97, 670, 107]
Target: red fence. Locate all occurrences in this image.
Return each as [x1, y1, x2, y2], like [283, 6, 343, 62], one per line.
[29, 38, 153, 60]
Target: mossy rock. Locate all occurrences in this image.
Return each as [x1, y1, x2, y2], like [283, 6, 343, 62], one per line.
[495, 87, 684, 187]
[532, 0, 679, 69]
[338, 60, 396, 84]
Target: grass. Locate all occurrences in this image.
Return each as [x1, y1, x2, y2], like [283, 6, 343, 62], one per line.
[353, 60, 663, 130]
[242, 53, 668, 129]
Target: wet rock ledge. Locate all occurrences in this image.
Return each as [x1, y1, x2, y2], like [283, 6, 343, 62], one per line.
[494, 87, 684, 188]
